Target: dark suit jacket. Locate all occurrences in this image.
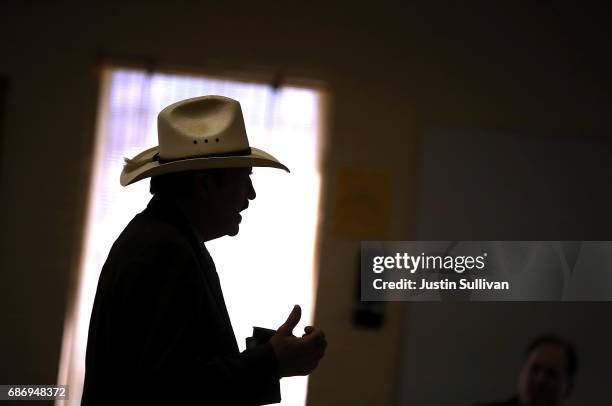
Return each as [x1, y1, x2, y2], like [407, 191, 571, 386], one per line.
[81, 195, 281, 405]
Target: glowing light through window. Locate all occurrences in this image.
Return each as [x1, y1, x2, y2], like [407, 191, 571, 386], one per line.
[57, 68, 322, 406]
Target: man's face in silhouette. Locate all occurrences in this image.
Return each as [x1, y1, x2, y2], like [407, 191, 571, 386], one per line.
[198, 167, 255, 238]
[518, 344, 570, 406]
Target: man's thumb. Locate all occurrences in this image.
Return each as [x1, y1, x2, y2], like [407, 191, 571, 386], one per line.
[278, 305, 301, 335]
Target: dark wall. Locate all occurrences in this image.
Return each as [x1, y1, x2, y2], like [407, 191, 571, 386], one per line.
[396, 129, 612, 405]
[0, 2, 610, 405]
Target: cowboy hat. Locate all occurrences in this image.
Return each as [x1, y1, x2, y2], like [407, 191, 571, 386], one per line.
[120, 95, 289, 186]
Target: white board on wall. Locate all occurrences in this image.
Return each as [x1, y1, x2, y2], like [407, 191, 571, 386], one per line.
[394, 129, 612, 406]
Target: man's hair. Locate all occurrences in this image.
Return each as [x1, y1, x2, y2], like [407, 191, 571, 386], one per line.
[149, 169, 227, 197]
[525, 334, 578, 386]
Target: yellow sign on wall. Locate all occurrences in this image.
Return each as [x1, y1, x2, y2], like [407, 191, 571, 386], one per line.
[332, 166, 393, 240]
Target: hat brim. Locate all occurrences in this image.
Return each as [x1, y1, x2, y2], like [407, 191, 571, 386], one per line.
[120, 146, 289, 186]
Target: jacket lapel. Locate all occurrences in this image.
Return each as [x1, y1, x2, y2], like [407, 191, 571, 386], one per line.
[144, 196, 239, 352]
[197, 244, 239, 351]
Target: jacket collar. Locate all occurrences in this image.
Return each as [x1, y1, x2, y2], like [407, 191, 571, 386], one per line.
[145, 194, 203, 246]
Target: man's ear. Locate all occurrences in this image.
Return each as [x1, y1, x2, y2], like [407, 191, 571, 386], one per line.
[194, 172, 212, 193]
[194, 171, 224, 193]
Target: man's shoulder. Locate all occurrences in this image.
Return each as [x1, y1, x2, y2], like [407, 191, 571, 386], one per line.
[130, 206, 188, 238]
[117, 210, 190, 252]
[103, 205, 200, 275]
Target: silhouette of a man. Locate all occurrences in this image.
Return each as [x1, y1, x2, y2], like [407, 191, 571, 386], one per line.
[82, 95, 326, 405]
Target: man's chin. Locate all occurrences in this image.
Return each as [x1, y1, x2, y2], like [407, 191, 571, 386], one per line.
[226, 225, 240, 237]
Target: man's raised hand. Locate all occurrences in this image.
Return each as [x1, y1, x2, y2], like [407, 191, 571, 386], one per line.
[269, 305, 327, 377]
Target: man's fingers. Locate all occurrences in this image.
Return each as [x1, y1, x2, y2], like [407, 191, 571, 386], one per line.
[302, 326, 315, 337]
[277, 304, 301, 336]
[303, 328, 325, 346]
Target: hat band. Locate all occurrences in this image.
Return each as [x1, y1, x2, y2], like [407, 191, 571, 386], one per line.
[154, 147, 253, 164]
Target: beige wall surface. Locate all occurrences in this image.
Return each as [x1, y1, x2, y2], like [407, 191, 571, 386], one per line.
[0, 2, 610, 405]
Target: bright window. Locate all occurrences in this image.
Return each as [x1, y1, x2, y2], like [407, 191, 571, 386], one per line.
[58, 67, 323, 405]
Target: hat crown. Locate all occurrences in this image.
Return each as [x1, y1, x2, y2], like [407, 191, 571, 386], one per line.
[120, 95, 288, 187]
[157, 95, 250, 160]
